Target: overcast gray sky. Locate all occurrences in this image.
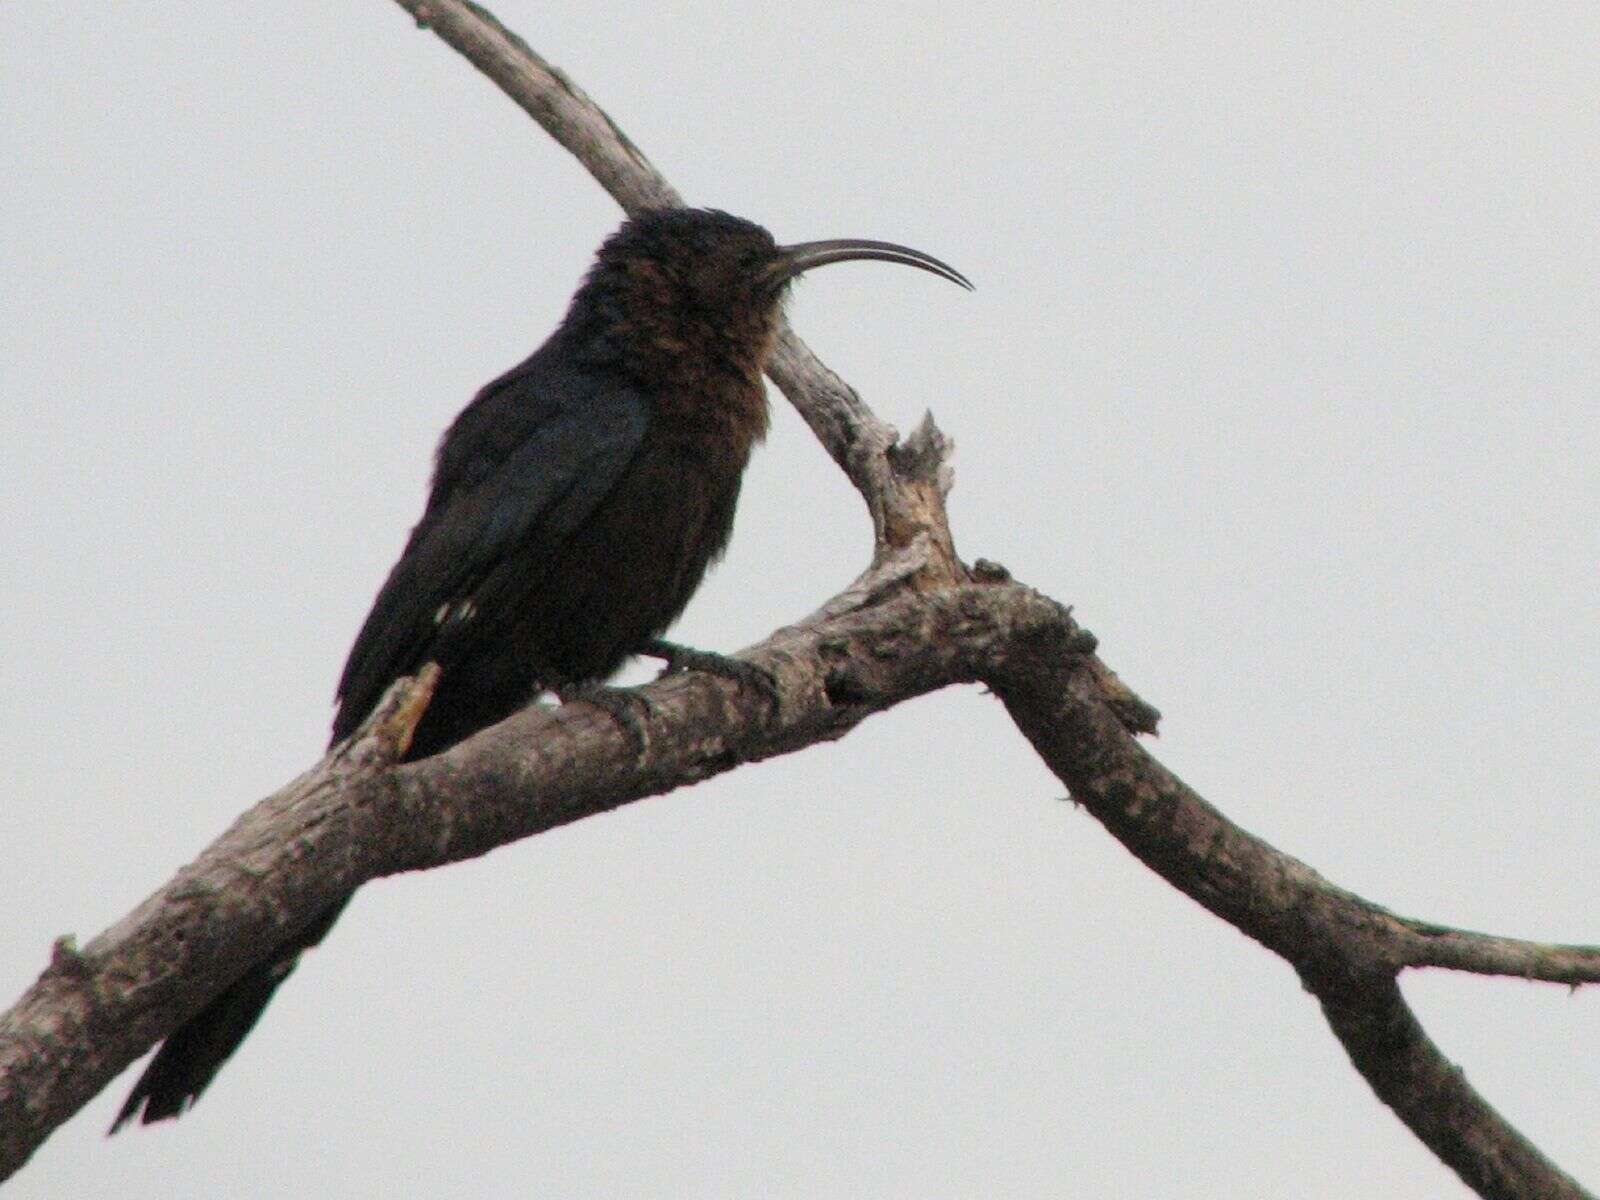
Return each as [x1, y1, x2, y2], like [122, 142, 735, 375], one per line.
[6, 4, 1600, 1196]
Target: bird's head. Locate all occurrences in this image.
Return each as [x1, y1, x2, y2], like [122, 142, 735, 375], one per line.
[573, 208, 969, 385]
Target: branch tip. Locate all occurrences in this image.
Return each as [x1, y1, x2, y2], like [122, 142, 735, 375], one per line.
[46, 936, 86, 979]
[349, 663, 441, 765]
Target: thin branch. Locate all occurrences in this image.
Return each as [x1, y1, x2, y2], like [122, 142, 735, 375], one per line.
[402, 0, 681, 213]
[394, 0, 965, 581]
[986, 631, 1595, 1200]
[1322, 983, 1589, 1200]
[1397, 920, 1600, 985]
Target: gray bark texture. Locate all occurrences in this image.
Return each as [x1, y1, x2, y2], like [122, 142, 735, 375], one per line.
[2, 4, 1597, 1196]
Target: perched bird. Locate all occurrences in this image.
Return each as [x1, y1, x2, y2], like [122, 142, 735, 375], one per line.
[112, 207, 970, 1130]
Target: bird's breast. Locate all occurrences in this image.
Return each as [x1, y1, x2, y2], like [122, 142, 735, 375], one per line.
[515, 421, 748, 684]
[644, 359, 770, 462]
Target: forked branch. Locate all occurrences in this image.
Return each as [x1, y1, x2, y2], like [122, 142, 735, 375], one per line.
[0, 6, 1591, 1198]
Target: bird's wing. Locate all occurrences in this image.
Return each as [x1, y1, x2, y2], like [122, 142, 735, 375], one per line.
[330, 361, 649, 741]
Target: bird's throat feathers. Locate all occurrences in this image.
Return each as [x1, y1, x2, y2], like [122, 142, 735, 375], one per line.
[563, 212, 784, 453]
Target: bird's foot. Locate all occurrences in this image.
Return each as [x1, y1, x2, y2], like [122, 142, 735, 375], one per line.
[555, 682, 656, 759]
[640, 638, 780, 718]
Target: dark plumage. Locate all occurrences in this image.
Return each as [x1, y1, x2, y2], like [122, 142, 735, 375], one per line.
[112, 207, 969, 1130]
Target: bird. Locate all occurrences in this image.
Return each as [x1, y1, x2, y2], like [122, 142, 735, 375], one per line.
[111, 206, 970, 1130]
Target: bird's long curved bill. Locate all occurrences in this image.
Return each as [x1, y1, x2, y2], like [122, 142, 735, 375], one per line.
[778, 238, 973, 290]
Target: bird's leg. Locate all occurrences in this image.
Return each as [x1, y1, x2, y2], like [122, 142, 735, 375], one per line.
[640, 638, 780, 716]
[555, 682, 657, 759]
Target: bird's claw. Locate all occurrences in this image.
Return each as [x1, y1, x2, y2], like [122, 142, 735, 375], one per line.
[641, 638, 780, 718]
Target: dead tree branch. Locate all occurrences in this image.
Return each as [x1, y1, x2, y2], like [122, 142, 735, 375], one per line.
[0, 5, 1593, 1198]
[0, 580, 1071, 1175]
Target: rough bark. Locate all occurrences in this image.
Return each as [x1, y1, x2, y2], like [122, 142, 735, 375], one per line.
[2, 5, 1596, 1197]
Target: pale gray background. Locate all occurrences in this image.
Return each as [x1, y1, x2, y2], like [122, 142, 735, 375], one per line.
[5, 4, 1598, 1197]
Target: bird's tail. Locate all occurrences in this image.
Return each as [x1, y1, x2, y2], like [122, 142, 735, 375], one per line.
[110, 900, 348, 1132]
